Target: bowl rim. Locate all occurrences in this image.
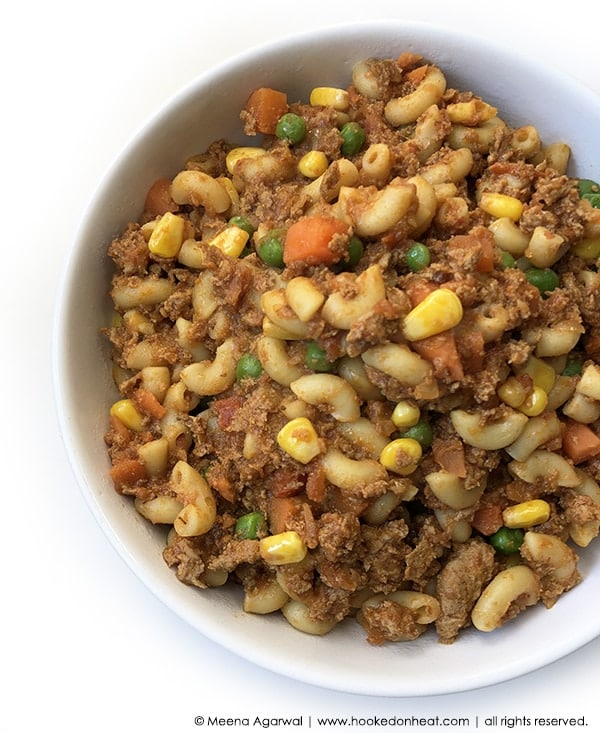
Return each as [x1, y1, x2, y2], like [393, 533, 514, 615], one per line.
[52, 18, 600, 697]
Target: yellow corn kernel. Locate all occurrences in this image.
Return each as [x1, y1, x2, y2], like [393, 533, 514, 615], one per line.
[147, 212, 185, 258]
[110, 398, 144, 432]
[518, 386, 548, 416]
[497, 376, 528, 408]
[391, 400, 421, 429]
[277, 417, 321, 464]
[502, 499, 551, 528]
[218, 176, 240, 209]
[309, 86, 350, 111]
[480, 192, 524, 221]
[517, 355, 556, 393]
[379, 437, 422, 476]
[209, 226, 249, 258]
[572, 236, 600, 259]
[298, 150, 328, 179]
[402, 288, 463, 341]
[259, 531, 307, 565]
[225, 146, 267, 175]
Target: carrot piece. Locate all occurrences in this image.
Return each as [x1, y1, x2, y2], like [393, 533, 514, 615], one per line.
[411, 331, 464, 382]
[450, 227, 496, 273]
[267, 496, 302, 534]
[456, 328, 485, 373]
[472, 503, 504, 536]
[432, 437, 467, 477]
[211, 395, 244, 430]
[283, 215, 350, 266]
[474, 232, 495, 272]
[403, 277, 436, 307]
[134, 389, 167, 420]
[144, 178, 177, 217]
[109, 458, 147, 492]
[562, 420, 600, 464]
[305, 462, 327, 503]
[244, 87, 288, 135]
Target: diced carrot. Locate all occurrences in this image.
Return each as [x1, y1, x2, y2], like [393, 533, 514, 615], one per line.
[205, 463, 237, 503]
[211, 395, 244, 430]
[475, 232, 495, 272]
[244, 87, 288, 135]
[472, 502, 504, 536]
[144, 178, 177, 217]
[412, 331, 464, 382]
[403, 277, 436, 307]
[267, 496, 303, 534]
[432, 437, 467, 477]
[450, 226, 496, 273]
[283, 215, 350, 266]
[562, 419, 600, 464]
[134, 388, 167, 420]
[267, 466, 305, 498]
[405, 64, 429, 84]
[109, 458, 147, 492]
[305, 462, 327, 503]
[456, 328, 485, 373]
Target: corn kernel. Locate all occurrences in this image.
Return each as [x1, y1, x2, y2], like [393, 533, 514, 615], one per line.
[209, 226, 249, 258]
[277, 417, 321, 464]
[497, 376, 527, 408]
[147, 212, 185, 258]
[379, 437, 422, 475]
[298, 150, 328, 179]
[402, 288, 463, 341]
[480, 192, 524, 222]
[110, 398, 144, 432]
[502, 499, 551, 528]
[309, 86, 350, 111]
[225, 146, 267, 175]
[518, 386, 548, 416]
[218, 176, 240, 209]
[260, 531, 307, 565]
[391, 401, 421, 429]
[517, 356, 556, 393]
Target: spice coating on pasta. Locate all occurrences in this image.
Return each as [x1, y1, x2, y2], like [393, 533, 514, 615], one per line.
[103, 52, 600, 645]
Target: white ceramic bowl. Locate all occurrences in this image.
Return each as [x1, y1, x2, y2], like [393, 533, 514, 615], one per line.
[53, 20, 600, 696]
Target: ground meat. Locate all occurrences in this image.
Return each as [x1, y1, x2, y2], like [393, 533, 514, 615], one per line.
[358, 599, 426, 645]
[103, 51, 600, 648]
[434, 538, 496, 644]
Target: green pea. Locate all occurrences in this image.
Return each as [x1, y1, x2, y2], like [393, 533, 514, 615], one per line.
[406, 242, 431, 272]
[525, 267, 559, 296]
[563, 354, 584, 376]
[398, 420, 433, 449]
[340, 121, 366, 157]
[489, 527, 524, 555]
[500, 251, 516, 269]
[257, 230, 285, 267]
[577, 178, 600, 197]
[346, 236, 364, 267]
[583, 192, 600, 209]
[228, 215, 255, 237]
[275, 113, 307, 144]
[235, 511, 267, 540]
[235, 353, 263, 381]
[305, 341, 335, 372]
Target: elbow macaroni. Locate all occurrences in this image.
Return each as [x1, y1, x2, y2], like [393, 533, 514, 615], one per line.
[103, 50, 600, 647]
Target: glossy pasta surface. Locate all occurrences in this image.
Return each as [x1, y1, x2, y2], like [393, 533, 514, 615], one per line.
[103, 52, 600, 645]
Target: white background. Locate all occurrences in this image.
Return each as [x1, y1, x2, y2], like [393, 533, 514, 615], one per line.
[4, 1, 599, 731]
